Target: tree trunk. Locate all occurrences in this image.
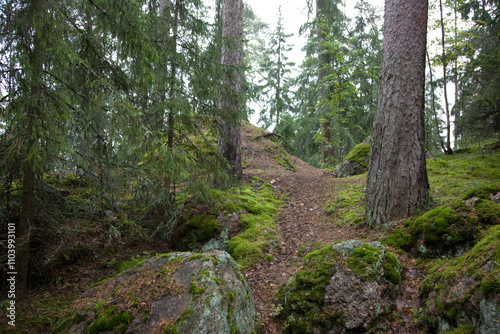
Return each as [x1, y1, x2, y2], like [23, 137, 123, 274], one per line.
[217, 0, 243, 180]
[439, 0, 453, 154]
[365, 0, 429, 226]
[426, 50, 447, 153]
[317, 0, 336, 166]
[18, 0, 46, 295]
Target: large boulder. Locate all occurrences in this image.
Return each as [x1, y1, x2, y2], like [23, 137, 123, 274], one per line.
[421, 225, 500, 333]
[334, 140, 370, 178]
[385, 187, 500, 259]
[281, 240, 402, 333]
[52, 251, 255, 334]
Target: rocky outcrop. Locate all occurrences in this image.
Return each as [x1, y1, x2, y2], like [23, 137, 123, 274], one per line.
[385, 187, 500, 259]
[52, 251, 255, 334]
[421, 225, 500, 334]
[281, 240, 402, 333]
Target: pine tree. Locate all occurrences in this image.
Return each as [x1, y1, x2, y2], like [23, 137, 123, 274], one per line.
[257, 7, 295, 131]
[365, 0, 430, 226]
[217, 0, 243, 180]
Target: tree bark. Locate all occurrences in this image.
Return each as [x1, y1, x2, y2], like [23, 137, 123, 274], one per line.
[439, 0, 453, 154]
[317, 0, 337, 166]
[365, 0, 429, 226]
[18, 0, 46, 295]
[217, 0, 243, 180]
[426, 50, 447, 153]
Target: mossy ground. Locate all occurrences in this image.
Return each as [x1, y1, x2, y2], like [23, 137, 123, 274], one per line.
[176, 181, 281, 268]
[427, 147, 500, 205]
[227, 183, 282, 268]
[325, 174, 366, 226]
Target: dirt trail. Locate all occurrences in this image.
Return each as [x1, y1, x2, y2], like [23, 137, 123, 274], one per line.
[240, 124, 424, 333]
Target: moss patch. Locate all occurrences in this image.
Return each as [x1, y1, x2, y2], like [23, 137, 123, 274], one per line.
[473, 199, 500, 225]
[384, 200, 479, 258]
[347, 244, 383, 282]
[282, 244, 338, 333]
[177, 182, 280, 258]
[345, 142, 370, 169]
[420, 225, 500, 331]
[226, 183, 282, 268]
[426, 148, 500, 205]
[325, 176, 366, 226]
[85, 306, 133, 334]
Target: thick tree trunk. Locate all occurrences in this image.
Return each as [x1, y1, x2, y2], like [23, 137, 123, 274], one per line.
[365, 0, 429, 226]
[217, 0, 243, 180]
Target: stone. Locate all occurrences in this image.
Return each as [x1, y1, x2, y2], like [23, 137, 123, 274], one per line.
[282, 240, 402, 333]
[52, 251, 255, 334]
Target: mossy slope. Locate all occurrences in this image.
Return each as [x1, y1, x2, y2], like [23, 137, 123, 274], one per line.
[176, 182, 281, 268]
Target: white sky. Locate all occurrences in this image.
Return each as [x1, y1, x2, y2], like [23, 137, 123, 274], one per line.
[245, 0, 462, 146]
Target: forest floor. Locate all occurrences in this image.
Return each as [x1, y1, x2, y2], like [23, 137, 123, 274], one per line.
[4, 122, 500, 333]
[238, 124, 424, 333]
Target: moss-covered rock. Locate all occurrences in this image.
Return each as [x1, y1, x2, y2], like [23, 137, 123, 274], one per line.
[334, 141, 370, 178]
[175, 184, 281, 268]
[420, 225, 500, 333]
[281, 240, 402, 333]
[52, 251, 255, 334]
[462, 185, 499, 200]
[384, 198, 492, 258]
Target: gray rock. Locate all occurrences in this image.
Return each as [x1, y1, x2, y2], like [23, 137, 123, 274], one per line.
[53, 251, 255, 334]
[283, 240, 402, 333]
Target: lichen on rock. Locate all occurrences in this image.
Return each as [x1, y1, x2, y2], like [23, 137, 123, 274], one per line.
[52, 251, 255, 334]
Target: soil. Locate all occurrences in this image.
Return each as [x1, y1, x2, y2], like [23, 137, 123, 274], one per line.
[2, 122, 426, 333]
[239, 123, 426, 333]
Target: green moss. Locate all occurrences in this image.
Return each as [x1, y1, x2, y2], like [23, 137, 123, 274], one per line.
[325, 179, 365, 225]
[346, 244, 382, 282]
[438, 324, 476, 334]
[283, 244, 338, 333]
[421, 225, 500, 328]
[385, 200, 479, 256]
[226, 185, 281, 268]
[473, 199, 500, 224]
[85, 306, 132, 334]
[345, 142, 370, 169]
[462, 185, 499, 200]
[53, 316, 73, 333]
[384, 228, 413, 250]
[383, 252, 402, 286]
[266, 255, 274, 262]
[480, 278, 500, 295]
[427, 147, 500, 205]
[189, 281, 206, 296]
[189, 254, 203, 261]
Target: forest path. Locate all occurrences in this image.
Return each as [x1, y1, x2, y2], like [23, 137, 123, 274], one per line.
[240, 123, 424, 333]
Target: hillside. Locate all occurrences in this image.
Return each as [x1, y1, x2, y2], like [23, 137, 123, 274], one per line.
[2, 122, 500, 333]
